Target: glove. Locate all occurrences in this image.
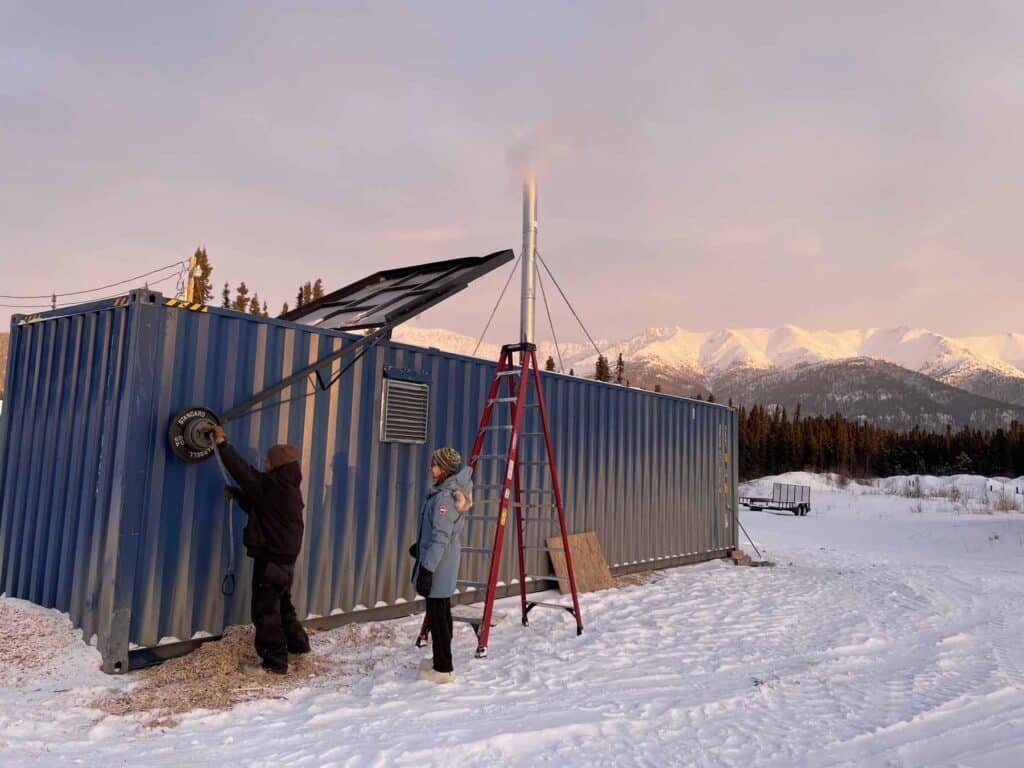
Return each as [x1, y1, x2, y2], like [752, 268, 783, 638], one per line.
[415, 567, 433, 598]
[224, 485, 242, 502]
[408, 542, 419, 560]
[200, 424, 227, 445]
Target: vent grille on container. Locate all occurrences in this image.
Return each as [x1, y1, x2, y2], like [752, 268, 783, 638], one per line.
[380, 378, 430, 443]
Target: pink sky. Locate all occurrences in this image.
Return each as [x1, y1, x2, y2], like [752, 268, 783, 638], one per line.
[2, 2, 1021, 340]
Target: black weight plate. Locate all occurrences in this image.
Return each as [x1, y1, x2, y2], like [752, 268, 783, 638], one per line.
[168, 406, 221, 462]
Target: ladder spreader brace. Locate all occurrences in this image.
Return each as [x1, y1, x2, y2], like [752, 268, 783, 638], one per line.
[461, 342, 583, 657]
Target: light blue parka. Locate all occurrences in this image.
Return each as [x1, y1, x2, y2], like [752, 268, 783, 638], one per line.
[412, 466, 473, 598]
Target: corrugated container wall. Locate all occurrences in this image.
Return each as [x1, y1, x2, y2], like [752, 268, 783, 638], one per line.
[0, 291, 738, 671]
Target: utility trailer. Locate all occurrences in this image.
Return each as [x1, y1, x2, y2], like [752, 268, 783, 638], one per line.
[740, 482, 811, 516]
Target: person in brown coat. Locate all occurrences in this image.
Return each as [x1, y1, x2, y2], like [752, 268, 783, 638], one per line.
[206, 425, 310, 674]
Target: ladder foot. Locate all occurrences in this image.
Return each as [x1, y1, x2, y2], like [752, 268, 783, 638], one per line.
[475, 645, 488, 659]
[577, 627, 584, 636]
[522, 618, 529, 627]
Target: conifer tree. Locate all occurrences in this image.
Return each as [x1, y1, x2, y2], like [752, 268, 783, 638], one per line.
[312, 278, 324, 301]
[545, 356, 556, 372]
[191, 247, 214, 303]
[232, 282, 250, 313]
[654, 384, 662, 393]
[615, 353, 625, 385]
[569, 368, 575, 376]
[222, 282, 231, 309]
[594, 355, 611, 382]
[280, 302, 290, 317]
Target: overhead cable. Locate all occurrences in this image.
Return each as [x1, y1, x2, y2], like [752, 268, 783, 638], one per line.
[0, 259, 187, 300]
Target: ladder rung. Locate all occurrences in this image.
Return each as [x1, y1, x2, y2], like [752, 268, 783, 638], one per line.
[516, 461, 549, 466]
[461, 547, 491, 553]
[520, 489, 555, 495]
[456, 580, 489, 589]
[475, 454, 508, 461]
[527, 601, 574, 612]
[488, 397, 518, 404]
[521, 545, 564, 552]
[511, 503, 557, 509]
[465, 514, 500, 521]
[525, 574, 570, 582]
[495, 370, 520, 378]
[518, 515, 558, 522]
[481, 425, 513, 431]
[452, 610, 504, 626]
[519, 432, 546, 437]
[475, 484, 508, 490]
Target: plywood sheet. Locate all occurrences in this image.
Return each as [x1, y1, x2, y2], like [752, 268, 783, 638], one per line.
[545, 531, 614, 594]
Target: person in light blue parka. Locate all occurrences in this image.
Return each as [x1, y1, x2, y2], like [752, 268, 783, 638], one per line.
[412, 447, 472, 682]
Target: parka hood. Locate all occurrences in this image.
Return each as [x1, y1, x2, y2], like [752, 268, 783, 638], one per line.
[434, 465, 474, 512]
[272, 461, 303, 489]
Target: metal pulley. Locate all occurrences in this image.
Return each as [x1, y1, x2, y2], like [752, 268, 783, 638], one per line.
[168, 406, 221, 462]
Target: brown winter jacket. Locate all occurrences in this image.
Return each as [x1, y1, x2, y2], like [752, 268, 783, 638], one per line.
[219, 443, 305, 564]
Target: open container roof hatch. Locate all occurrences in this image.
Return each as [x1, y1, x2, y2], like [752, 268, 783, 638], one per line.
[283, 250, 515, 332]
[170, 249, 515, 460]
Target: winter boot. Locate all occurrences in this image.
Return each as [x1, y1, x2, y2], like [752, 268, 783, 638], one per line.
[417, 662, 455, 684]
[242, 662, 287, 677]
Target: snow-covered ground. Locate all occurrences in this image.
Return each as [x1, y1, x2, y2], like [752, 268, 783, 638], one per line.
[3, 473, 1024, 767]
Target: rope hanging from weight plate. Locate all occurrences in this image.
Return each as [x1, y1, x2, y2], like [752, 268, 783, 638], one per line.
[211, 443, 237, 597]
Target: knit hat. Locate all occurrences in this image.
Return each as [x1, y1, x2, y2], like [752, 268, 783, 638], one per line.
[267, 443, 300, 470]
[431, 446, 462, 474]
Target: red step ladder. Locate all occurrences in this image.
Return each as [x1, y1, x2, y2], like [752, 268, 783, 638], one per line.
[457, 342, 584, 658]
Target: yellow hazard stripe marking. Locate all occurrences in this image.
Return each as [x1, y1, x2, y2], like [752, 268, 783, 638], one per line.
[164, 299, 208, 312]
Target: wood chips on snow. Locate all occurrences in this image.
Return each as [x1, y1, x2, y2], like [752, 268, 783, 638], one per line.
[0, 599, 80, 683]
[96, 625, 325, 728]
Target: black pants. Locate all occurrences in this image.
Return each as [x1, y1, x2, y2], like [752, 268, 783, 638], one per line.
[426, 597, 454, 673]
[251, 558, 310, 671]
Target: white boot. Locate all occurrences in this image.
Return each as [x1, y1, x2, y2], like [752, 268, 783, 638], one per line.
[417, 660, 455, 684]
[419, 667, 455, 684]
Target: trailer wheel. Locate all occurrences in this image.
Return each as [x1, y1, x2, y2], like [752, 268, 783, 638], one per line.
[168, 406, 221, 462]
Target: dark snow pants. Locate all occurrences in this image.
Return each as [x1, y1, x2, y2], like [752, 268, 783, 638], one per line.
[426, 597, 454, 673]
[251, 558, 310, 672]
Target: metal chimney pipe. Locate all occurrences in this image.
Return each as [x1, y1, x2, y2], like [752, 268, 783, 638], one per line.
[520, 175, 538, 345]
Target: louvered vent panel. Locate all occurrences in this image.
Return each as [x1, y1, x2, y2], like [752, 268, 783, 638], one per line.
[380, 378, 430, 443]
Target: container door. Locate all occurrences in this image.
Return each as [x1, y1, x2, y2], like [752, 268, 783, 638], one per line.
[716, 421, 733, 549]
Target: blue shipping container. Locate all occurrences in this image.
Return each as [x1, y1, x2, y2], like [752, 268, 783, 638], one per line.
[0, 290, 738, 672]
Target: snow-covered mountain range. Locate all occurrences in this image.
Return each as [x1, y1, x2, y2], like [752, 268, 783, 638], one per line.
[392, 325, 1024, 429]
[396, 325, 1023, 388]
